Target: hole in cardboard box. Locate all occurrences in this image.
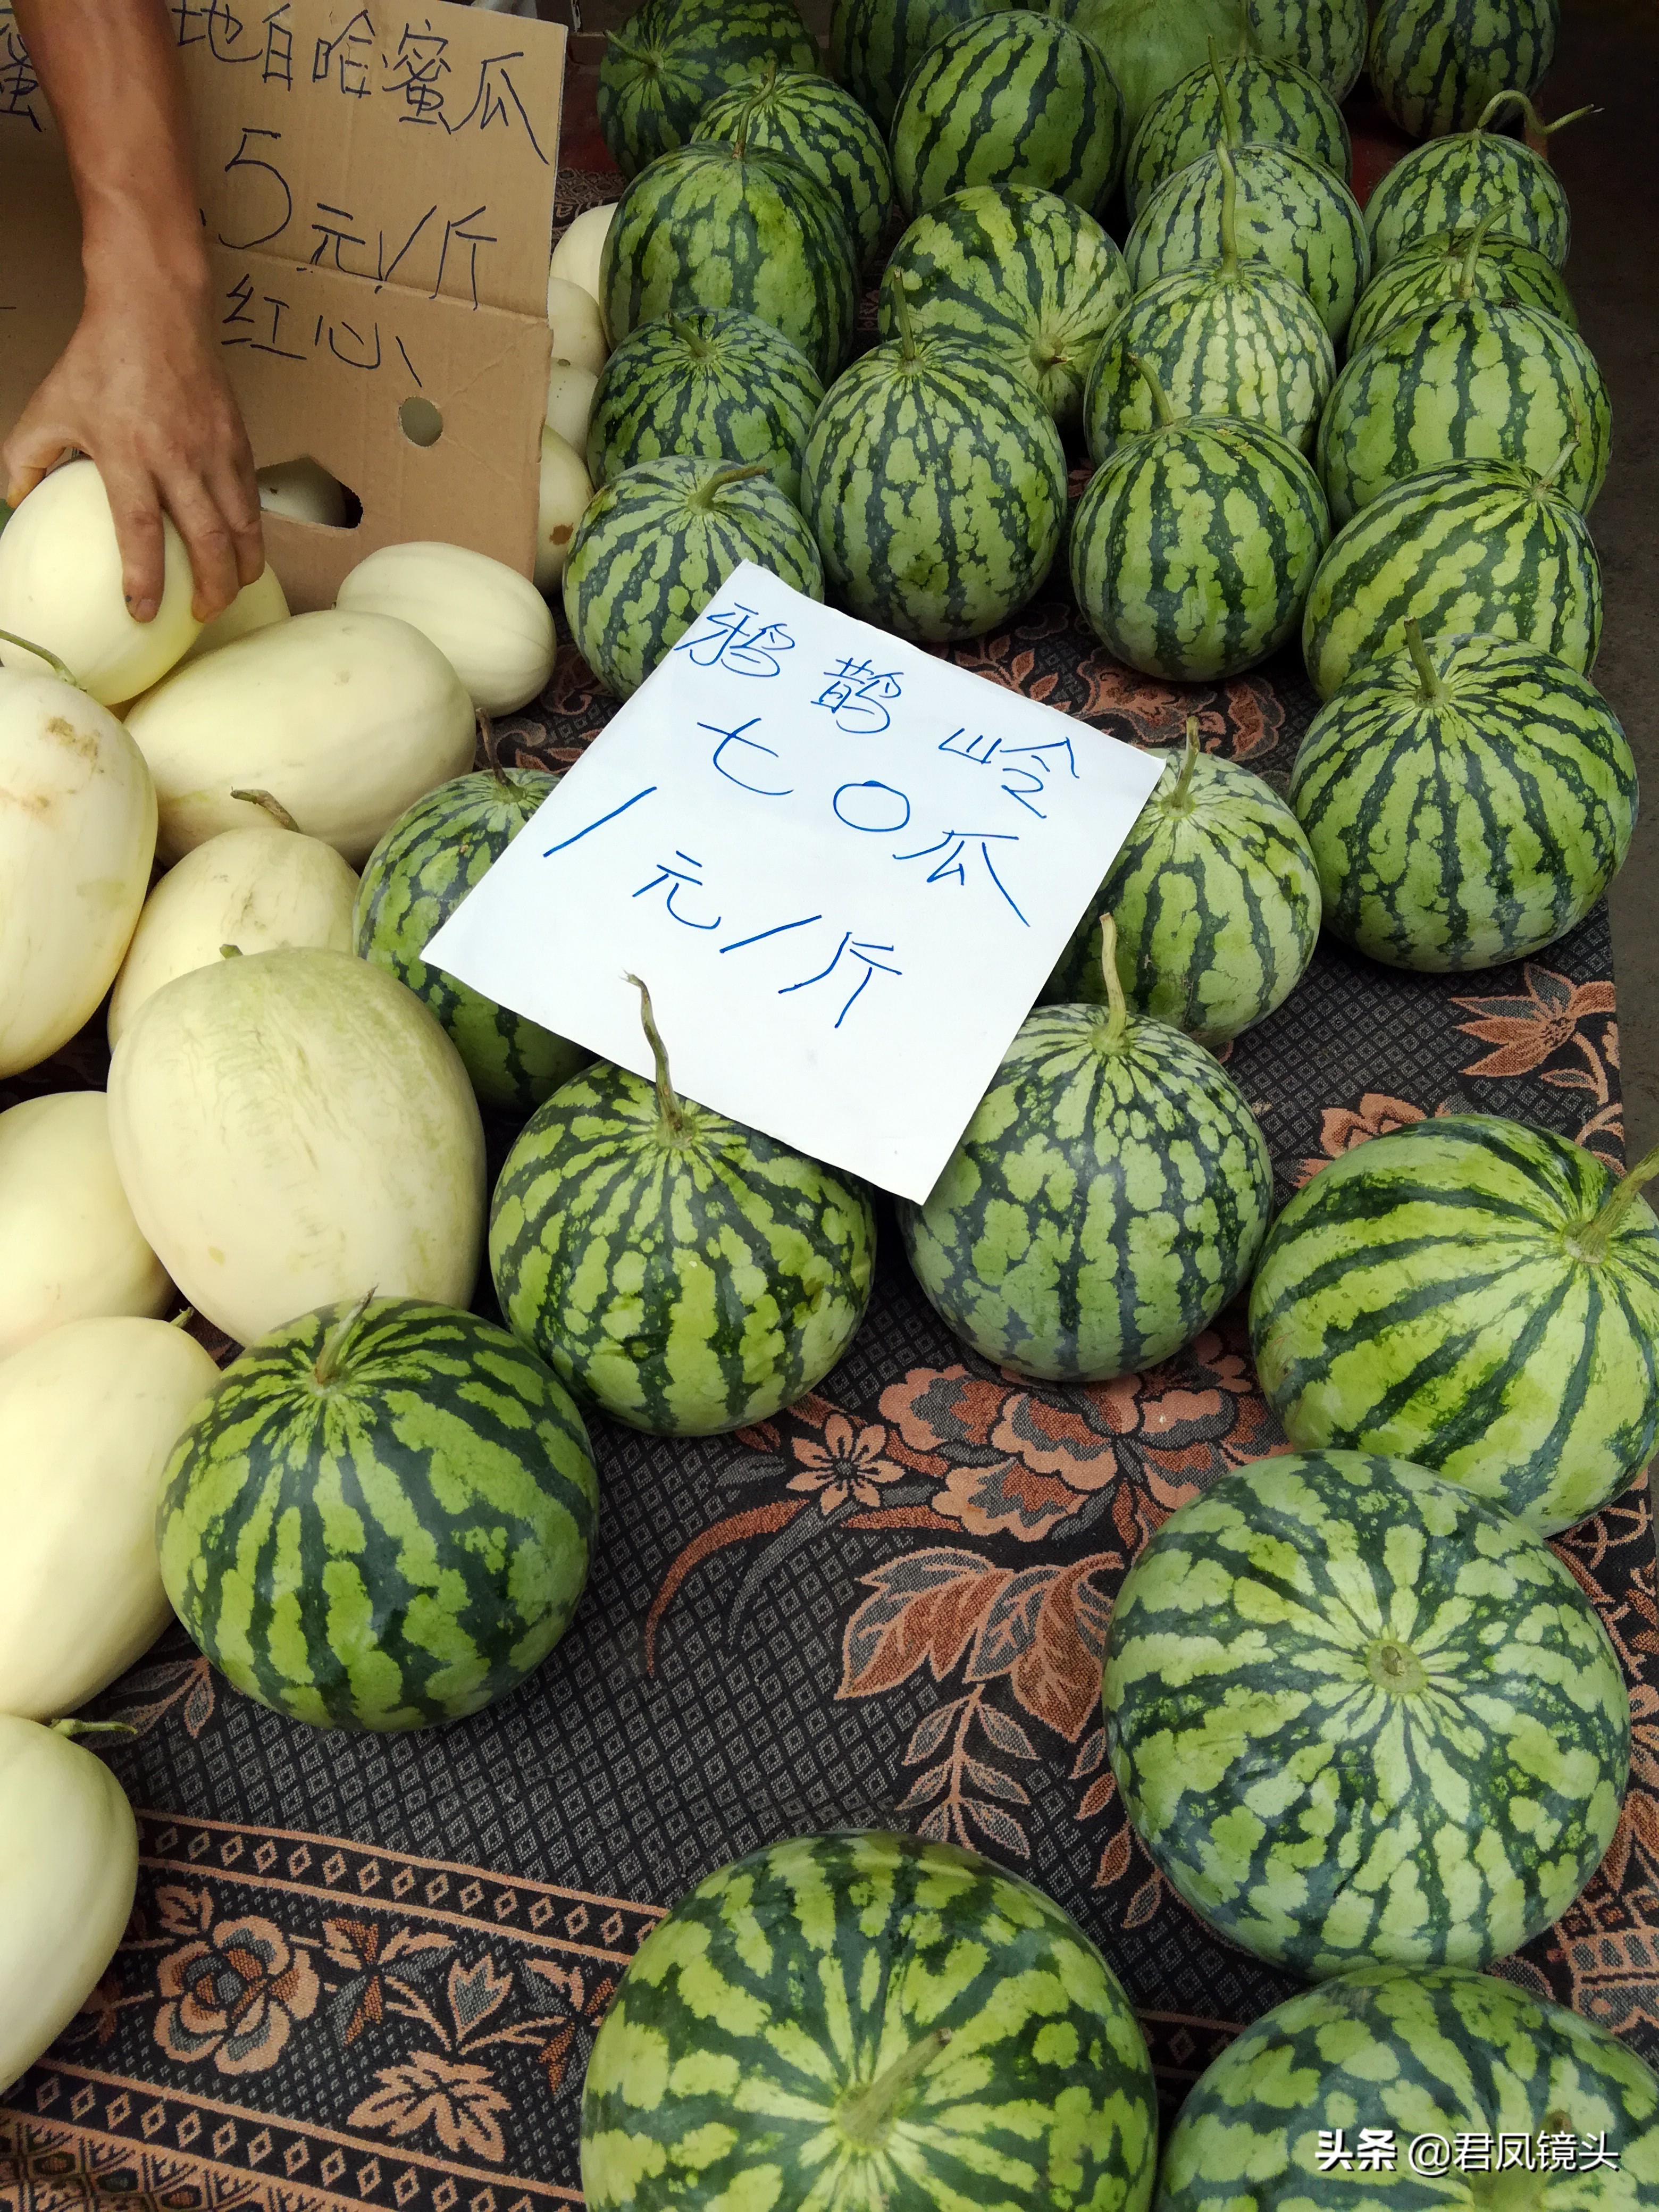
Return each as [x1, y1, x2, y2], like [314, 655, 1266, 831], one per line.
[256, 457, 362, 530]
[399, 398, 444, 448]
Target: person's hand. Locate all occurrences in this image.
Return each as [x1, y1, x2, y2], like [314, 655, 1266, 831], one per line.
[2, 267, 264, 625]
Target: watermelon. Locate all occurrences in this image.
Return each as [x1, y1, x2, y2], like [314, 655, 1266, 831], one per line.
[1104, 1449, 1630, 1975]
[1070, 358, 1330, 682]
[490, 981, 875, 1436]
[876, 183, 1130, 432]
[1125, 138, 1370, 341]
[1124, 47, 1351, 219]
[579, 1831, 1159, 2212]
[1318, 297, 1611, 529]
[1086, 144, 1335, 459]
[829, 0, 1013, 135]
[691, 65, 894, 267]
[890, 12, 1128, 219]
[354, 755, 591, 1116]
[1289, 626, 1637, 972]
[1302, 449, 1604, 700]
[1052, 0, 1238, 133]
[898, 916, 1273, 1381]
[1250, 1116, 1659, 1536]
[564, 457, 824, 700]
[1364, 91, 1588, 271]
[1369, 0, 1559, 140]
[600, 136, 858, 384]
[800, 282, 1067, 643]
[1043, 718, 1321, 1044]
[155, 1296, 599, 1732]
[584, 310, 824, 505]
[1159, 1965, 1659, 2210]
[1346, 217, 1576, 355]
[1245, 0, 1368, 100]
[597, 0, 820, 179]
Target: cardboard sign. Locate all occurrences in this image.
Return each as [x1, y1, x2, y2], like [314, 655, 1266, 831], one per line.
[426, 564, 1166, 1203]
[0, 1, 563, 608]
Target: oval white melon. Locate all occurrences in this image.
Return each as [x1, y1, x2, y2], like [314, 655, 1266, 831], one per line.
[178, 563, 290, 666]
[108, 946, 487, 1345]
[546, 362, 598, 449]
[0, 458, 201, 703]
[122, 609, 474, 865]
[0, 1716, 138, 2088]
[108, 821, 358, 1045]
[546, 274, 608, 374]
[0, 672, 157, 1079]
[0, 1317, 221, 1719]
[549, 203, 617, 305]
[0, 1094, 171, 1356]
[537, 430, 593, 593]
[257, 458, 349, 527]
[337, 541, 555, 713]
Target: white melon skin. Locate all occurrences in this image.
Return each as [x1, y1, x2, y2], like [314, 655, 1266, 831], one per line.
[537, 431, 593, 594]
[177, 564, 290, 666]
[0, 1093, 172, 1359]
[549, 203, 617, 303]
[337, 541, 556, 714]
[546, 273, 609, 375]
[107, 947, 488, 1346]
[546, 362, 599, 449]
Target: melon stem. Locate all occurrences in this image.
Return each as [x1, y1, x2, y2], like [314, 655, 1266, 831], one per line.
[479, 709, 508, 787]
[218, 943, 243, 958]
[693, 460, 770, 508]
[1125, 350, 1178, 428]
[886, 269, 921, 363]
[0, 625, 80, 687]
[49, 1719, 137, 1741]
[1095, 912, 1130, 1051]
[1208, 40, 1241, 149]
[627, 973, 687, 1137]
[1217, 141, 1241, 272]
[1574, 1143, 1659, 1262]
[230, 787, 300, 831]
[1536, 415, 1582, 492]
[314, 1289, 378, 1388]
[839, 2028, 951, 2147]
[1474, 90, 1597, 138]
[1456, 206, 1505, 299]
[1401, 619, 1446, 702]
[170, 1307, 197, 1330]
[1168, 718, 1202, 810]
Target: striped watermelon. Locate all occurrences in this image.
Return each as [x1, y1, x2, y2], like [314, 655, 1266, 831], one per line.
[799, 289, 1067, 642]
[597, 0, 820, 179]
[829, 0, 1013, 135]
[1160, 1966, 1659, 2209]
[600, 137, 858, 383]
[1044, 720, 1321, 1043]
[1070, 363, 1330, 681]
[355, 758, 591, 1116]
[1364, 91, 1586, 270]
[890, 12, 1128, 219]
[1302, 452, 1604, 700]
[580, 1832, 1159, 2212]
[1053, 0, 1237, 133]
[1125, 48, 1351, 219]
[490, 982, 875, 1436]
[1346, 217, 1577, 355]
[1369, 0, 1559, 140]
[1250, 1116, 1659, 1535]
[876, 184, 1130, 431]
[1104, 1449, 1630, 1975]
[898, 921, 1273, 1380]
[1246, 0, 1368, 100]
[156, 1297, 599, 1732]
[1289, 626, 1637, 971]
[692, 66, 894, 267]
[1087, 146, 1334, 458]
[584, 311, 824, 504]
[564, 457, 824, 700]
[1125, 139, 1369, 341]
[1318, 298, 1612, 528]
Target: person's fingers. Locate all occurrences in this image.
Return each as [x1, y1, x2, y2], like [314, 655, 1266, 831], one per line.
[161, 470, 243, 623]
[207, 448, 266, 593]
[2, 410, 78, 509]
[98, 454, 167, 623]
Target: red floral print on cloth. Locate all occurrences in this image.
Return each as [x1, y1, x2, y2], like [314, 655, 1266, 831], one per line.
[154, 1911, 320, 2074]
[349, 2051, 512, 2163]
[1454, 963, 1623, 1163]
[1295, 1092, 1437, 1185]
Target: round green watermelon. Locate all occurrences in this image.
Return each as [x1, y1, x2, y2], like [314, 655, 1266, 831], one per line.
[1364, 90, 1586, 270]
[579, 1831, 1159, 2212]
[1159, 1966, 1659, 2209]
[585, 309, 824, 504]
[799, 289, 1067, 643]
[1346, 218, 1576, 355]
[601, 136, 858, 383]
[829, 0, 1015, 135]
[1245, 0, 1367, 100]
[877, 183, 1130, 432]
[564, 457, 824, 700]
[692, 65, 894, 267]
[1044, 719, 1321, 1043]
[354, 760, 591, 1115]
[891, 12, 1128, 218]
[1054, 0, 1238, 133]
[1369, 0, 1559, 139]
[1104, 1449, 1630, 1976]
[597, 0, 820, 178]
[1290, 627, 1637, 971]
[155, 1296, 599, 1731]
[1125, 47, 1350, 218]
[490, 982, 876, 1436]
[899, 921, 1273, 1380]
[1251, 1115, 1659, 1536]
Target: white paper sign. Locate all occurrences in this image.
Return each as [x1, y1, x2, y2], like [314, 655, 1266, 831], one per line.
[425, 563, 1163, 1202]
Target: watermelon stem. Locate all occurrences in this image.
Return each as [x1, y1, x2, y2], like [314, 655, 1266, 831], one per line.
[1217, 142, 1241, 272]
[1574, 1144, 1659, 1261]
[313, 1289, 378, 1388]
[885, 268, 921, 362]
[1169, 718, 1202, 810]
[1208, 39, 1241, 149]
[1474, 91, 1598, 139]
[1456, 207, 1506, 300]
[0, 625, 81, 688]
[837, 2027, 952, 2147]
[1401, 619, 1446, 702]
[230, 787, 300, 831]
[694, 460, 771, 507]
[1537, 415, 1582, 491]
[626, 973, 687, 1137]
[1125, 351, 1178, 429]
[1095, 912, 1130, 1050]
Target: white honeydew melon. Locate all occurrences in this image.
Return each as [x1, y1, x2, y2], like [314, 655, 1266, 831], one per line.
[257, 457, 349, 526]
[108, 946, 487, 1345]
[0, 1094, 171, 1358]
[0, 458, 200, 704]
[107, 819, 358, 1046]
[546, 273, 608, 375]
[536, 430, 593, 594]
[0, 671, 157, 1080]
[122, 609, 474, 866]
[546, 362, 598, 449]
[0, 1716, 138, 2088]
[548, 203, 616, 304]
[178, 563, 290, 666]
[336, 541, 555, 714]
[0, 1317, 221, 1720]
